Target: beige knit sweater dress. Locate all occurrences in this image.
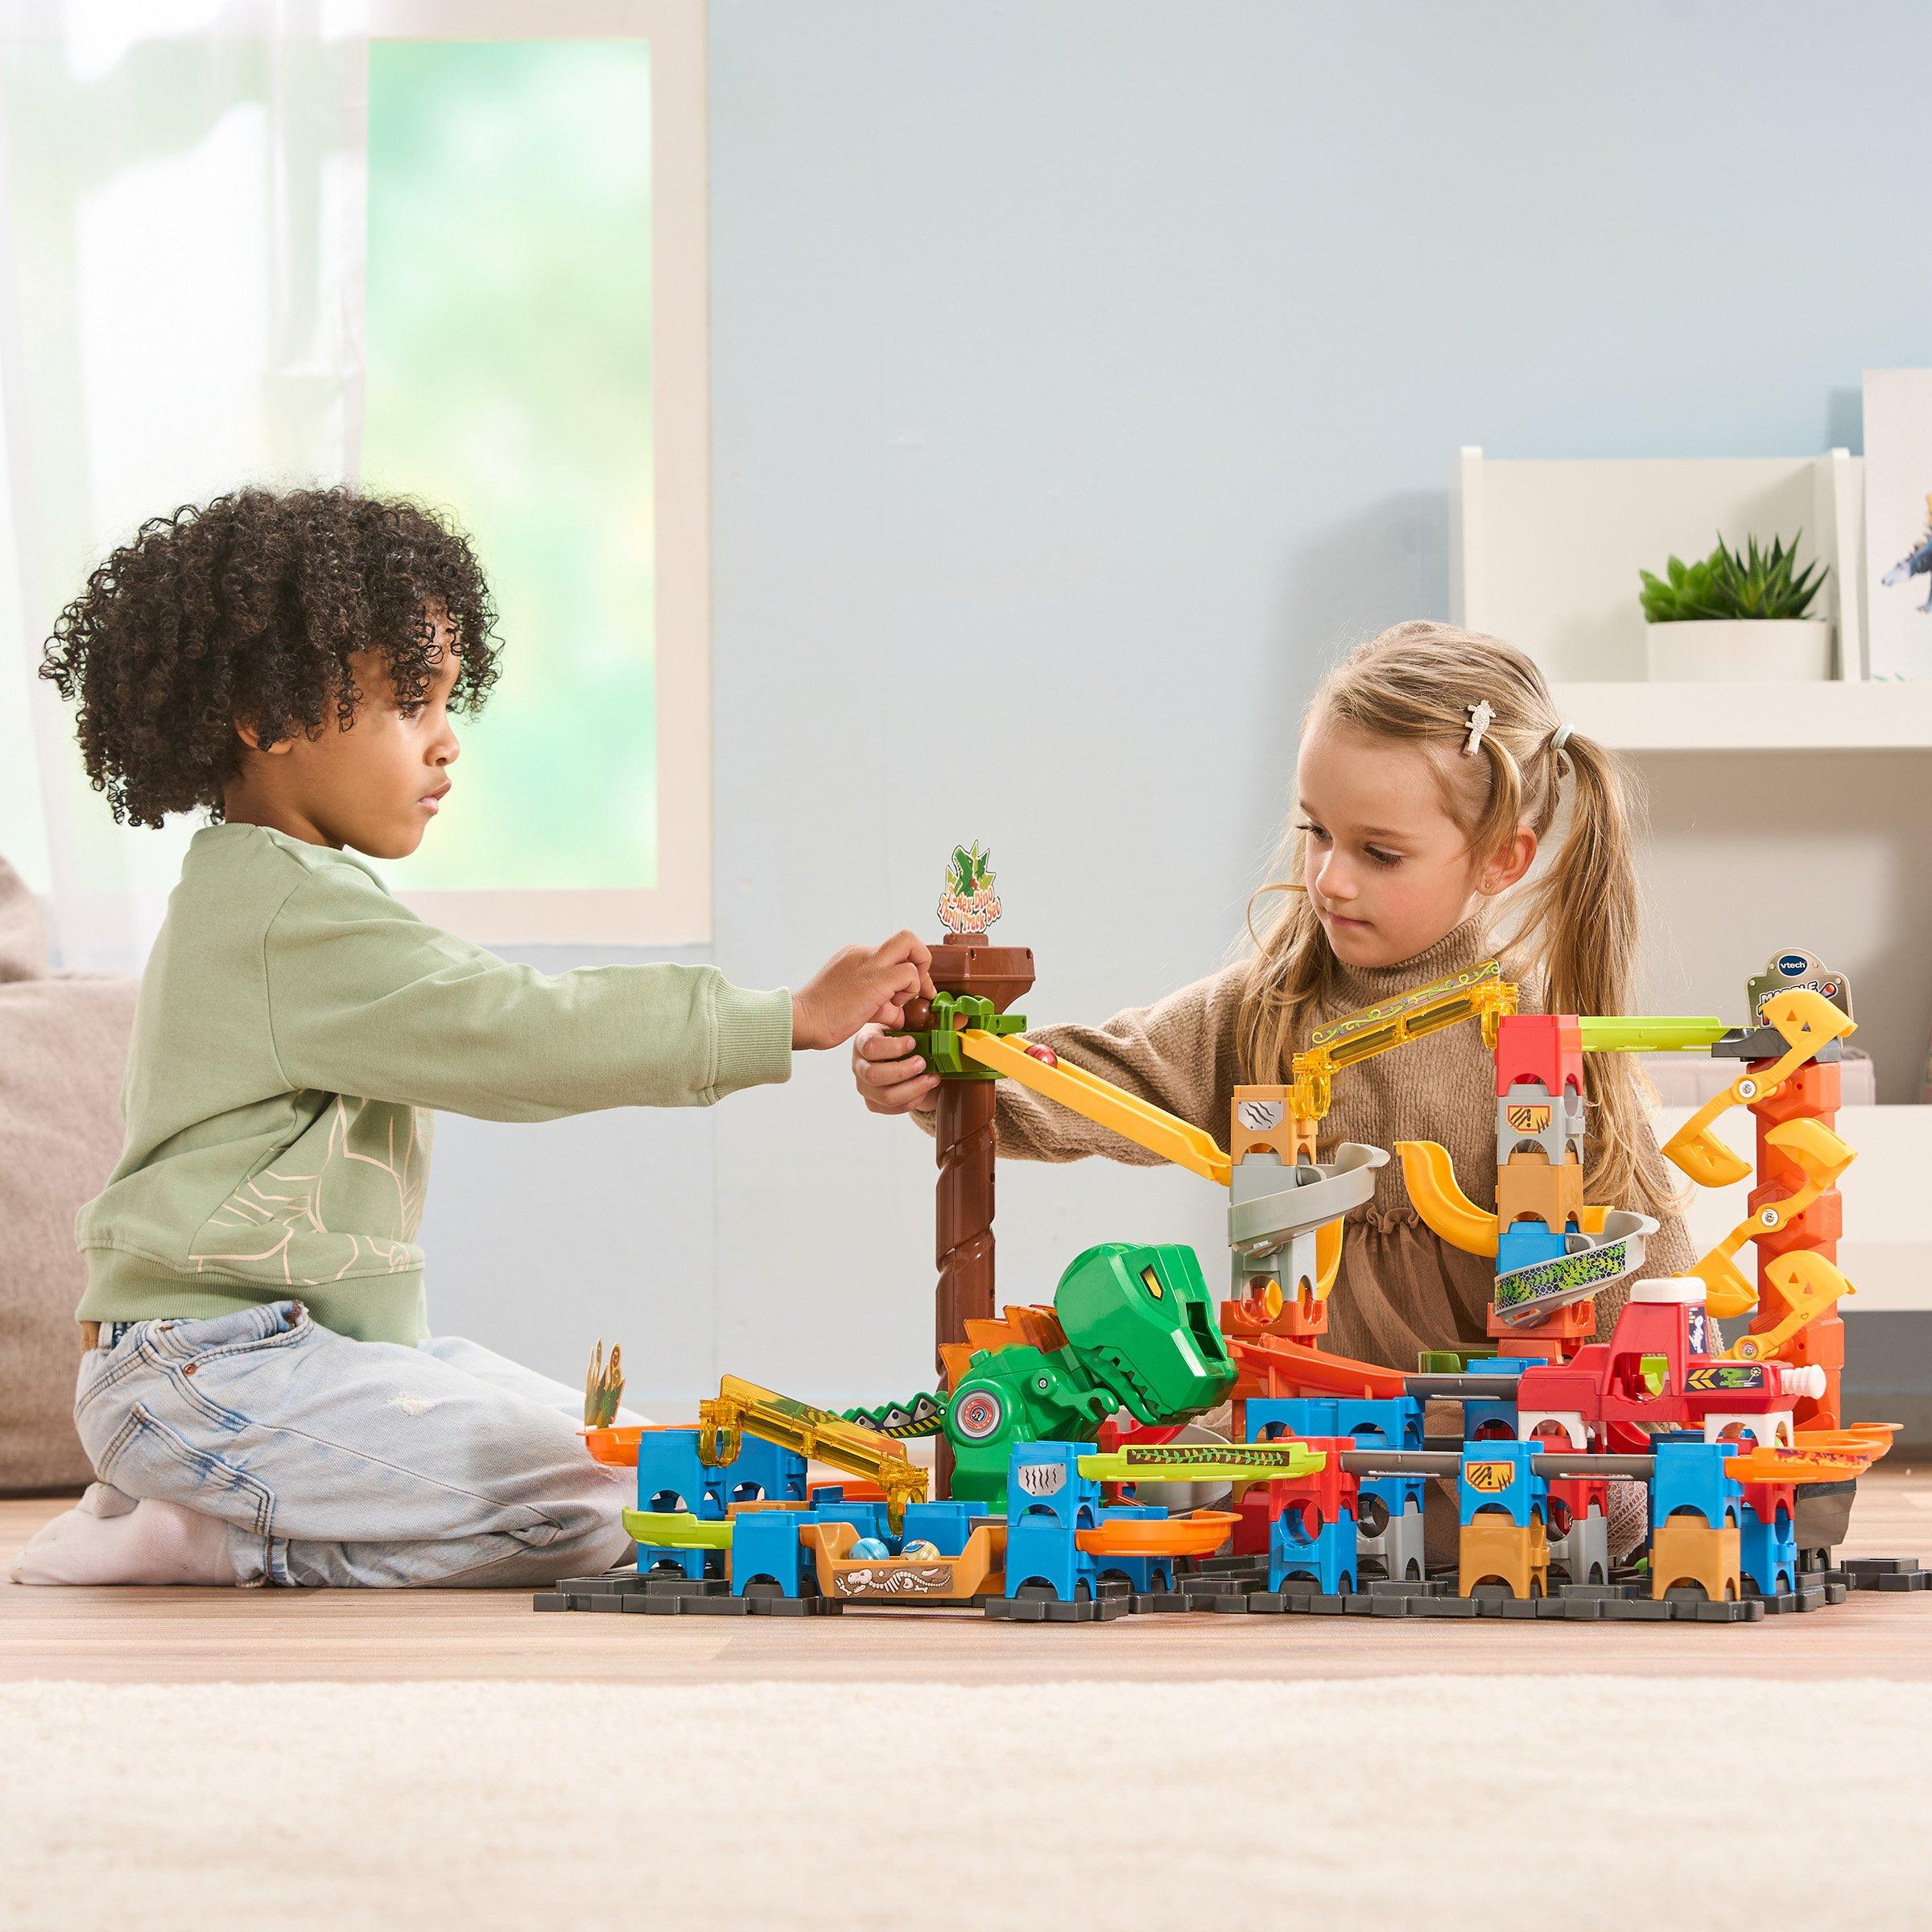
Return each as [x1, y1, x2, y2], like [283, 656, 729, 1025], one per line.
[925, 914, 1696, 1372]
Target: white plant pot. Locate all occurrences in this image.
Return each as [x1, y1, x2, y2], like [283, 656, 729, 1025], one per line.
[1644, 618, 1834, 683]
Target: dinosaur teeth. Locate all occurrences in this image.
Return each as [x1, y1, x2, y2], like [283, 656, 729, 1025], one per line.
[1094, 1348, 1159, 1418]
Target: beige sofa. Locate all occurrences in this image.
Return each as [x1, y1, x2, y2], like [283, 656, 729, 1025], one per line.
[0, 857, 138, 1492]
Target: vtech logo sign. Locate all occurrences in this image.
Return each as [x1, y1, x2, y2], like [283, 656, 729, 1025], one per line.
[1777, 952, 1809, 977]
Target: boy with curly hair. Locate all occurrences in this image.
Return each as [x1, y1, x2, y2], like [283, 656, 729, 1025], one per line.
[14, 485, 930, 1589]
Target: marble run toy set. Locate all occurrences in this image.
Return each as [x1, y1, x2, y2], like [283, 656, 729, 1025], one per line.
[538, 855, 1926, 1626]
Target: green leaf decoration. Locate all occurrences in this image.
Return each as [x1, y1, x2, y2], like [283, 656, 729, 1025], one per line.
[947, 840, 995, 897]
[584, 1340, 625, 1428]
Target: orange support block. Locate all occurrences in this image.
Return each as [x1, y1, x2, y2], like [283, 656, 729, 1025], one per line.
[1228, 1086, 1318, 1166]
[1650, 1518, 1742, 1603]
[1496, 1153, 1584, 1236]
[1223, 1291, 1330, 1346]
[1459, 1517, 1549, 1600]
[1487, 1294, 1596, 1359]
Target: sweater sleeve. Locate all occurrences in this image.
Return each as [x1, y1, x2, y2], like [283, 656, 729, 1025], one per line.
[263, 869, 793, 1121]
[915, 964, 1249, 1163]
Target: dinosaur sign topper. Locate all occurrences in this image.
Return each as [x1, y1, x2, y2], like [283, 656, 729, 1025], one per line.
[938, 840, 1002, 936]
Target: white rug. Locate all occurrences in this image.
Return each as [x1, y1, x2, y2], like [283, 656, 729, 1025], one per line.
[2, 1675, 1927, 1931]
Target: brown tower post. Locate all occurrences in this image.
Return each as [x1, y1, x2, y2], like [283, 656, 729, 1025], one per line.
[907, 935, 1034, 1494]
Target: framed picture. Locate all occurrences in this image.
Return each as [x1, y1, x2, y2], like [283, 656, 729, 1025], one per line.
[1864, 369, 1932, 681]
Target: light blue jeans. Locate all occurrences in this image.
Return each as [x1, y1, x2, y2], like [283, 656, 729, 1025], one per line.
[73, 1300, 634, 1587]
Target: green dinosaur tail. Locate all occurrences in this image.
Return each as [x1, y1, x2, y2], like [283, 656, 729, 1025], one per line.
[841, 1392, 947, 1439]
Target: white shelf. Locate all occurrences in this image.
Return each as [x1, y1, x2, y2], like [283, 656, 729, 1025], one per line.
[1558, 679, 1932, 752]
[1449, 448, 1931, 749]
[1657, 1103, 1932, 1314]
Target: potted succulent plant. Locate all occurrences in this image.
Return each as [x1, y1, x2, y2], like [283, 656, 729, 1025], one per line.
[1639, 532, 1832, 682]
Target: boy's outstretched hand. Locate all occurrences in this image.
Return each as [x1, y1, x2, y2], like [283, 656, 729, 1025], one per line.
[852, 1022, 941, 1115]
[791, 931, 935, 1051]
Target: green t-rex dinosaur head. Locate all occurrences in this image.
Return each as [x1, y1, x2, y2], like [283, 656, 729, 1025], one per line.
[1053, 1241, 1236, 1425]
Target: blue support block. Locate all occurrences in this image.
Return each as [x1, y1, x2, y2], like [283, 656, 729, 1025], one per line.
[732, 1497, 915, 1599]
[633, 1541, 716, 1582]
[634, 1427, 719, 1519]
[630, 1427, 719, 1579]
[631, 1426, 811, 1583]
[1496, 1222, 1569, 1274]
[1247, 1396, 1422, 1450]
[730, 1506, 811, 1596]
[1459, 1441, 1548, 1529]
[633, 1426, 807, 1521]
[716, 1436, 808, 1510]
[1003, 1441, 1106, 1604]
[1461, 1355, 1539, 1443]
[899, 1501, 995, 1558]
[1246, 1397, 1328, 1443]
[1269, 1493, 1358, 1594]
[1348, 1398, 1424, 1451]
[797, 1494, 890, 1542]
[1739, 1492, 1798, 1598]
[1651, 1441, 1741, 1531]
[1465, 1358, 1542, 1381]
[1249, 1396, 1421, 1587]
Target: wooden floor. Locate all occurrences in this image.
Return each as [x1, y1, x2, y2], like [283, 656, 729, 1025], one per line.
[6, 1469, 1931, 1685]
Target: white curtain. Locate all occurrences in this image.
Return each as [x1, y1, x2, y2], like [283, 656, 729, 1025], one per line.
[0, 2, 369, 971]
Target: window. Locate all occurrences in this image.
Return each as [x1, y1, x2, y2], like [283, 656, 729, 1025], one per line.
[363, 18, 711, 943]
[0, 2, 709, 962]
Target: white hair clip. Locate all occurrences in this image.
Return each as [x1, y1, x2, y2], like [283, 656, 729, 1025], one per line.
[1462, 700, 1495, 757]
[1550, 721, 1574, 754]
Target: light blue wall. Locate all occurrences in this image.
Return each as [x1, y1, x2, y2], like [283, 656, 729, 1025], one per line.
[429, 1, 1932, 1403]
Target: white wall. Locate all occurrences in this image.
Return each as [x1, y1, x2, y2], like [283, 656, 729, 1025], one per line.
[1640, 753, 1932, 1102]
[426, 0, 1932, 1406]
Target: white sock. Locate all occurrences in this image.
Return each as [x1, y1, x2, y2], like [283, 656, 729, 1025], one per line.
[10, 1485, 238, 1587]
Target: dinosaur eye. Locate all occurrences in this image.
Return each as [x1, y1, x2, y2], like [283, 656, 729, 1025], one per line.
[1140, 1265, 1164, 1299]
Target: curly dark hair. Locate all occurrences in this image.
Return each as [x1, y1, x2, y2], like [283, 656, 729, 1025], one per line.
[38, 485, 502, 827]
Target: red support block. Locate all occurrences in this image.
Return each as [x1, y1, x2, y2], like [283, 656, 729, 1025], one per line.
[1232, 1436, 1360, 1555]
[1488, 1295, 1597, 1360]
[1545, 1472, 1609, 1538]
[1494, 1013, 1584, 1100]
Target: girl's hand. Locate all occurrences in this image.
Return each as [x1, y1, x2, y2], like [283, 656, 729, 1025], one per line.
[791, 931, 935, 1051]
[852, 1022, 941, 1115]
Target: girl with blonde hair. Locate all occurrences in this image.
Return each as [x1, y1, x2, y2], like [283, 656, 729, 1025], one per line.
[855, 618, 1694, 1401]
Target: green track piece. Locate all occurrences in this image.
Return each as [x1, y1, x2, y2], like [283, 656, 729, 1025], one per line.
[1078, 1442, 1327, 1486]
[898, 991, 1028, 1080]
[622, 1509, 733, 1550]
[1577, 1015, 1728, 1053]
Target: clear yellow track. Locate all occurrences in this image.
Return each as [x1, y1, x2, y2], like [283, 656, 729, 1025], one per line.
[958, 1028, 1232, 1187]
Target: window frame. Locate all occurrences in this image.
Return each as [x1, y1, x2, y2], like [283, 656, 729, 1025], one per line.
[365, 0, 712, 947]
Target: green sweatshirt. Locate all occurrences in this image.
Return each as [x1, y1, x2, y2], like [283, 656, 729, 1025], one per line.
[76, 824, 794, 1344]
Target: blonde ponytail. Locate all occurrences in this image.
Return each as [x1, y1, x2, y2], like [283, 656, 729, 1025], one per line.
[1235, 620, 1679, 1220]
